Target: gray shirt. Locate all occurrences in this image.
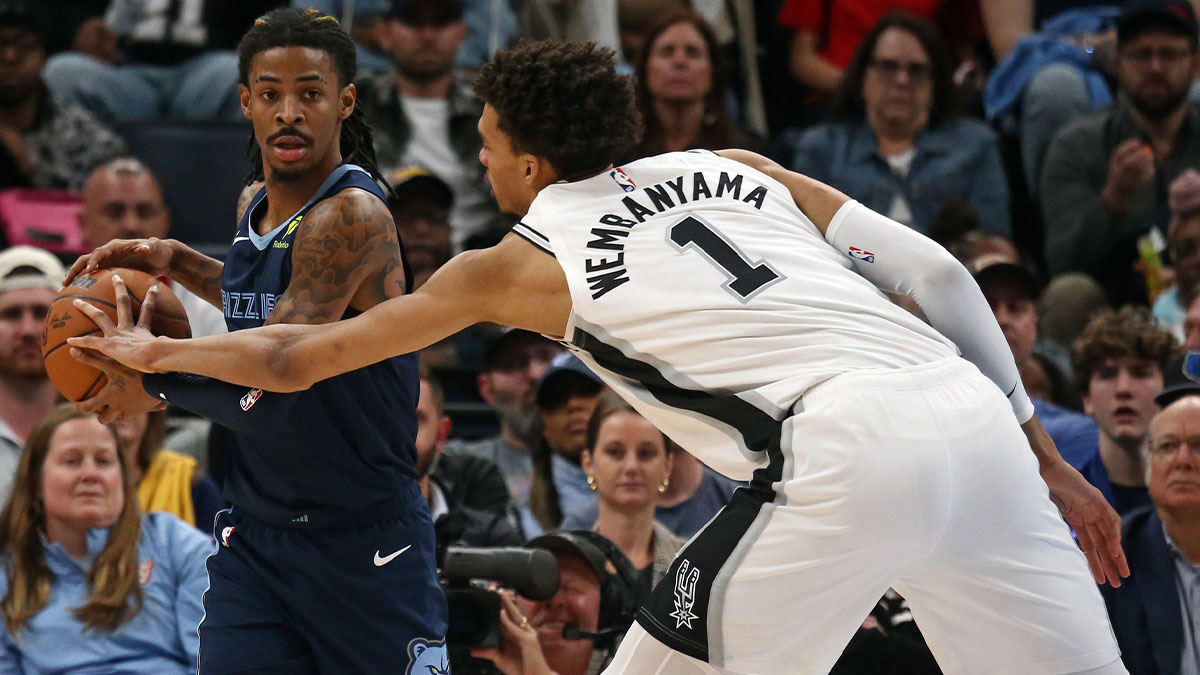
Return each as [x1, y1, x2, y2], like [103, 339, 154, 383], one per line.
[443, 435, 533, 502]
[1165, 528, 1200, 675]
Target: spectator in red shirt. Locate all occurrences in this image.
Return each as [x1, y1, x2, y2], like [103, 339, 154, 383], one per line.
[780, 0, 940, 94]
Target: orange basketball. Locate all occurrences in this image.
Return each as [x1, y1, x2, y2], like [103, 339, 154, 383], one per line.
[42, 268, 192, 402]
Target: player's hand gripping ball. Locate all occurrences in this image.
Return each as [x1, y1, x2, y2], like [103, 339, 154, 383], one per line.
[42, 268, 191, 401]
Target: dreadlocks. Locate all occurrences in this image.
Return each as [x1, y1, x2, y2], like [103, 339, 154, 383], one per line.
[236, 7, 389, 193]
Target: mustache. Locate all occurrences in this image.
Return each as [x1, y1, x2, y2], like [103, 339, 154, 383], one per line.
[266, 127, 314, 145]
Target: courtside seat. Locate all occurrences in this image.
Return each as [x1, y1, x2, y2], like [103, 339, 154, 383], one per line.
[116, 121, 253, 259]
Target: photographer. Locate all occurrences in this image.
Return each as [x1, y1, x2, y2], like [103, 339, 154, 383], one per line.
[471, 530, 643, 675]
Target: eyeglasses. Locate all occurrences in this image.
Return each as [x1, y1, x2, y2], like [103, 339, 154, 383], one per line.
[1120, 46, 1194, 66]
[1150, 437, 1200, 459]
[867, 59, 932, 82]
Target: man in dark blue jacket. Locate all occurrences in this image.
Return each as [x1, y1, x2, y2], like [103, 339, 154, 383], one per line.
[1103, 390, 1200, 674]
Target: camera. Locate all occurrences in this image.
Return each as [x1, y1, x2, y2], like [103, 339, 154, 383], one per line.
[440, 546, 561, 673]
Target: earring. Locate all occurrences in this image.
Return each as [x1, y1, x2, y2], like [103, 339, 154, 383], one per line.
[587, 474, 597, 491]
[658, 477, 670, 494]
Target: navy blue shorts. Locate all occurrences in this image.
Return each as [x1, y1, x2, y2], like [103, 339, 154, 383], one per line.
[197, 485, 449, 675]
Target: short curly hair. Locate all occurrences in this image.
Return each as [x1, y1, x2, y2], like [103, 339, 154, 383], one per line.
[473, 40, 642, 178]
[1069, 306, 1178, 393]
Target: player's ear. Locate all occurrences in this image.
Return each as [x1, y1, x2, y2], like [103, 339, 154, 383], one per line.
[239, 83, 252, 119]
[339, 83, 356, 121]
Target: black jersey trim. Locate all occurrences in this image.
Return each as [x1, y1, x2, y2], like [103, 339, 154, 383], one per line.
[571, 326, 784, 490]
[511, 224, 555, 257]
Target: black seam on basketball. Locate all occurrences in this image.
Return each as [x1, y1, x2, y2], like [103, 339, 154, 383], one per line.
[43, 327, 101, 358]
[52, 293, 188, 321]
[79, 372, 105, 402]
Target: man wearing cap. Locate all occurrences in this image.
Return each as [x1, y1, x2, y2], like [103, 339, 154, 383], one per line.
[0, 1, 124, 191]
[1043, 0, 1200, 306]
[389, 166, 455, 289]
[0, 246, 63, 502]
[472, 529, 642, 675]
[358, 0, 505, 251]
[444, 329, 565, 503]
[522, 352, 606, 537]
[1101, 394, 1200, 674]
[1069, 307, 1179, 515]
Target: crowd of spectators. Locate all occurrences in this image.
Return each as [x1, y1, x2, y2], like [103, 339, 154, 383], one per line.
[6, 0, 1200, 672]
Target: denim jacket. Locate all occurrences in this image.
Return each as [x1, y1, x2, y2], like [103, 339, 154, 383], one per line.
[786, 118, 1011, 237]
[0, 512, 213, 675]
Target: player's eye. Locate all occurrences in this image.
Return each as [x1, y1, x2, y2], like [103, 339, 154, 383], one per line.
[260, 90, 278, 101]
[305, 89, 322, 100]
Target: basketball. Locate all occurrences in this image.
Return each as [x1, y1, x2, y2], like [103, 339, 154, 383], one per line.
[42, 268, 192, 402]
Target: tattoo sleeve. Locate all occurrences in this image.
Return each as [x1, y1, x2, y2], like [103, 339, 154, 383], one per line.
[265, 188, 407, 326]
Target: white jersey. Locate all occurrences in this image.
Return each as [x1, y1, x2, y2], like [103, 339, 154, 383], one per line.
[513, 151, 957, 479]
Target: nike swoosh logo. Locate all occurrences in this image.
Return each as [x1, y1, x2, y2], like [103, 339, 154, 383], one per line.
[373, 545, 412, 567]
[232, 236, 251, 244]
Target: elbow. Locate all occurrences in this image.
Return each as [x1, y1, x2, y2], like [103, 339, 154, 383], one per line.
[264, 341, 312, 393]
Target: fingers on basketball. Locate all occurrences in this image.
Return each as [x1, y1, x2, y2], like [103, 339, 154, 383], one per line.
[42, 268, 192, 402]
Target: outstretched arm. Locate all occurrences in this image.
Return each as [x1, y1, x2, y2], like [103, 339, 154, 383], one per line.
[720, 149, 1129, 586]
[70, 234, 572, 392]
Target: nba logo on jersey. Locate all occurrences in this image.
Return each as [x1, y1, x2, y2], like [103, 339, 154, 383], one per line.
[610, 167, 636, 192]
[239, 388, 263, 411]
[848, 246, 875, 263]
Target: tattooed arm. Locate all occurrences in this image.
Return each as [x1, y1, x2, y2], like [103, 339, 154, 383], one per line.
[266, 186, 406, 326]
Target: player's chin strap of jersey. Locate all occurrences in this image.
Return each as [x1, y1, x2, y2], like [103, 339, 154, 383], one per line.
[825, 201, 1035, 424]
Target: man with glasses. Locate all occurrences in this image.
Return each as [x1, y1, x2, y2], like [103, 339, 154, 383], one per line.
[1043, 0, 1200, 306]
[1101, 391, 1200, 673]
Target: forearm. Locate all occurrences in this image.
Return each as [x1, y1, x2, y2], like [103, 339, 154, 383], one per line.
[1021, 414, 1068, 471]
[789, 33, 843, 93]
[166, 240, 224, 308]
[142, 372, 299, 434]
[980, 0, 1032, 60]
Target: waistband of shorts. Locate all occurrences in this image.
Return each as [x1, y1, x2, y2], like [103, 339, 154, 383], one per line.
[796, 357, 976, 412]
[233, 480, 424, 530]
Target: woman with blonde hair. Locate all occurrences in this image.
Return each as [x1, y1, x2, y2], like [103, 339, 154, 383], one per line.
[0, 404, 211, 672]
[580, 393, 683, 587]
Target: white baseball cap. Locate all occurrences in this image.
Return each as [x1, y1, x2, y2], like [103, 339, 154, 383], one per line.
[0, 246, 65, 294]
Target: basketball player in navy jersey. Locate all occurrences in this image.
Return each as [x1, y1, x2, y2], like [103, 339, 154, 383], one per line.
[75, 41, 1131, 674]
[64, 9, 447, 674]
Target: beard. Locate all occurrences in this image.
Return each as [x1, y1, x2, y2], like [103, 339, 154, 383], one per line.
[396, 55, 453, 86]
[1128, 82, 1190, 120]
[496, 403, 541, 443]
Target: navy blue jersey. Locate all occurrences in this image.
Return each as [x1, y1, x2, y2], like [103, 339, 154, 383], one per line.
[219, 164, 419, 526]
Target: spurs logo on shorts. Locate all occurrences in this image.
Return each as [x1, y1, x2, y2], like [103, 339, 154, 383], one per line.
[669, 559, 701, 629]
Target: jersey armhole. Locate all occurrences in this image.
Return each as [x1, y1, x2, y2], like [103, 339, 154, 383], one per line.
[511, 222, 555, 258]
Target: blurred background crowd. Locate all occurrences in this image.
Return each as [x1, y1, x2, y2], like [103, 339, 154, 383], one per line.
[4, 0, 1200, 672]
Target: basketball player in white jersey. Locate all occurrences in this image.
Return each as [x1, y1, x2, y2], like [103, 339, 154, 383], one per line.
[70, 41, 1130, 674]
